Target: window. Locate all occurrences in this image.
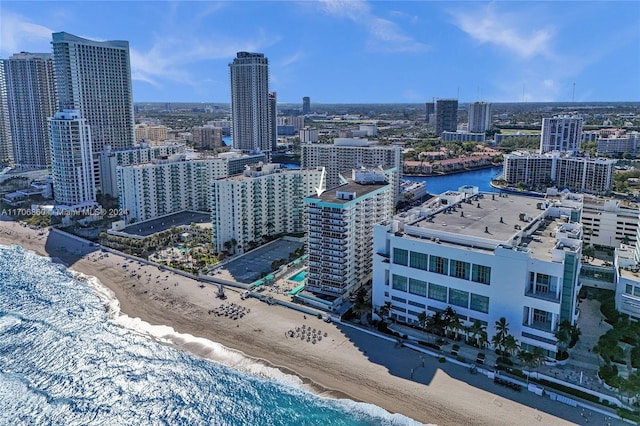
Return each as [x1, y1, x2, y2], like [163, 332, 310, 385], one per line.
[450, 260, 470, 280]
[535, 273, 551, 293]
[449, 288, 469, 308]
[408, 278, 428, 296]
[470, 293, 489, 313]
[472, 264, 491, 284]
[626, 284, 633, 295]
[429, 256, 448, 275]
[533, 309, 550, 323]
[393, 248, 408, 266]
[408, 300, 426, 309]
[409, 251, 429, 270]
[635, 287, 640, 297]
[391, 296, 406, 304]
[428, 283, 447, 302]
[392, 274, 407, 292]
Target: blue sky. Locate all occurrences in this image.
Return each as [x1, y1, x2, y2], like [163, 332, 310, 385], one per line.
[2, 1, 639, 104]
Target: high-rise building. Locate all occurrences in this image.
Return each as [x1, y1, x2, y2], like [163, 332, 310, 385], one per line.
[304, 168, 395, 297]
[302, 96, 311, 115]
[52, 32, 135, 153]
[301, 138, 402, 203]
[425, 102, 435, 123]
[539, 116, 583, 154]
[211, 163, 324, 254]
[0, 60, 12, 164]
[229, 52, 270, 154]
[48, 110, 95, 207]
[468, 102, 492, 133]
[268, 92, 277, 152]
[5, 53, 57, 169]
[435, 99, 458, 136]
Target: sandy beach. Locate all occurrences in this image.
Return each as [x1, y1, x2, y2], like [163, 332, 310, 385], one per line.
[0, 221, 578, 426]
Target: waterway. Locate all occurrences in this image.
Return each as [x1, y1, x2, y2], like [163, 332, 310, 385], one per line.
[403, 166, 503, 194]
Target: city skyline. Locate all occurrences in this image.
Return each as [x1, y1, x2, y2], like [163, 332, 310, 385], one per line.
[1, 1, 639, 104]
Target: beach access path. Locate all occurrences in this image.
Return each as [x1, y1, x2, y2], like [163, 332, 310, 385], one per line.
[1, 221, 605, 426]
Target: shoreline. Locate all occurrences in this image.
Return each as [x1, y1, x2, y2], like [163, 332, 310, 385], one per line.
[0, 221, 577, 426]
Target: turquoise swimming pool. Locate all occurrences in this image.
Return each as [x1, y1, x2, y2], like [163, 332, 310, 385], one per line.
[288, 270, 307, 282]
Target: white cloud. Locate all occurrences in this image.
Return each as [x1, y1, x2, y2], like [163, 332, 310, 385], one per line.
[449, 5, 554, 59]
[317, 0, 428, 53]
[0, 10, 54, 55]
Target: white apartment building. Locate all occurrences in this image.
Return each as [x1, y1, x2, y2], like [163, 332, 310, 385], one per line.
[98, 142, 187, 197]
[503, 151, 616, 195]
[210, 163, 324, 254]
[468, 102, 492, 133]
[299, 127, 319, 143]
[372, 191, 583, 357]
[597, 134, 638, 157]
[614, 245, 640, 320]
[49, 110, 95, 207]
[5, 52, 56, 169]
[304, 168, 395, 297]
[539, 116, 583, 154]
[117, 152, 265, 222]
[301, 138, 402, 203]
[229, 52, 271, 153]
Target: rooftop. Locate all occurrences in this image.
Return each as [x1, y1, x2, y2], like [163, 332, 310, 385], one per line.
[309, 180, 389, 204]
[120, 211, 210, 237]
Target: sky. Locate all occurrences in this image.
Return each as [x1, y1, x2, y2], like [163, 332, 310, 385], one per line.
[2, 1, 639, 104]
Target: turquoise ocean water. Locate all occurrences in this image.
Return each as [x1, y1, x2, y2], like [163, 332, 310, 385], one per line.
[0, 245, 422, 426]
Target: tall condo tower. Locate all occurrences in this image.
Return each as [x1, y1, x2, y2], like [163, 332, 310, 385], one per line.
[268, 91, 277, 152]
[229, 52, 270, 154]
[468, 101, 492, 133]
[302, 96, 311, 115]
[49, 110, 95, 206]
[435, 99, 458, 136]
[51, 32, 135, 153]
[539, 116, 583, 154]
[5, 53, 57, 168]
[0, 60, 12, 164]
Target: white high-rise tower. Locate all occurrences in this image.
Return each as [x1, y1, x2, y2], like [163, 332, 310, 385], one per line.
[5, 53, 57, 168]
[229, 52, 271, 154]
[49, 110, 95, 207]
[468, 101, 492, 133]
[539, 116, 583, 154]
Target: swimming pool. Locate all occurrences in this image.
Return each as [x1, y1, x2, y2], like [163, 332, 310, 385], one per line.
[288, 270, 307, 282]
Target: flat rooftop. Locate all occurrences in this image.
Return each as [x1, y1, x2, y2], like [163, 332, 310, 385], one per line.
[121, 211, 210, 237]
[412, 193, 545, 242]
[311, 181, 389, 204]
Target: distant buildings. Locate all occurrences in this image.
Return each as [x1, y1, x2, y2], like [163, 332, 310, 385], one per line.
[596, 131, 638, 157]
[435, 99, 458, 136]
[425, 102, 435, 123]
[372, 190, 583, 357]
[229, 52, 271, 154]
[305, 168, 395, 297]
[0, 60, 11, 164]
[299, 127, 319, 144]
[440, 132, 485, 143]
[468, 102, 492, 133]
[302, 96, 311, 115]
[191, 125, 223, 150]
[539, 116, 583, 154]
[134, 123, 169, 143]
[5, 53, 56, 169]
[301, 138, 402, 203]
[503, 151, 616, 195]
[210, 163, 324, 254]
[48, 110, 95, 207]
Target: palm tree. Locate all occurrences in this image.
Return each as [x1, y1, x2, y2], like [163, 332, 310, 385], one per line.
[494, 317, 510, 353]
[503, 335, 520, 358]
[555, 319, 572, 359]
[468, 319, 486, 347]
[448, 315, 463, 341]
[417, 311, 428, 331]
[378, 301, 392, 321]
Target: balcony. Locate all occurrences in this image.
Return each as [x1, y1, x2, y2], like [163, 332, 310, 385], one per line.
[525, 290, 560, 303]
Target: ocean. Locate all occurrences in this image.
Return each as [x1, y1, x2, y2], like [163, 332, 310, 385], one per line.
[0, 245, 422, 426]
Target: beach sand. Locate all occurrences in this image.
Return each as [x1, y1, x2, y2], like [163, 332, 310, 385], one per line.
[0, 222, 577, 426]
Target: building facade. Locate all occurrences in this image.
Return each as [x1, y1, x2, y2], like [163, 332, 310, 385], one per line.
[372, 191, 583, 357]
[301, 138, 402, 203]
[5, 53, 57, 169]
[435, 99, 458, 136]
[539, 116, 583, 154]
[117, 152, 266, 223]
[49, 110, 95, 207]
[304, 168, 395, 297]
[0, 60, 13, 164]
[229, 52, 271, 154]
[210, 163, 324, 254]
[52, 32, 135, 153]
[468, 102, 492, 133]
[503, 151, 616, 195]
